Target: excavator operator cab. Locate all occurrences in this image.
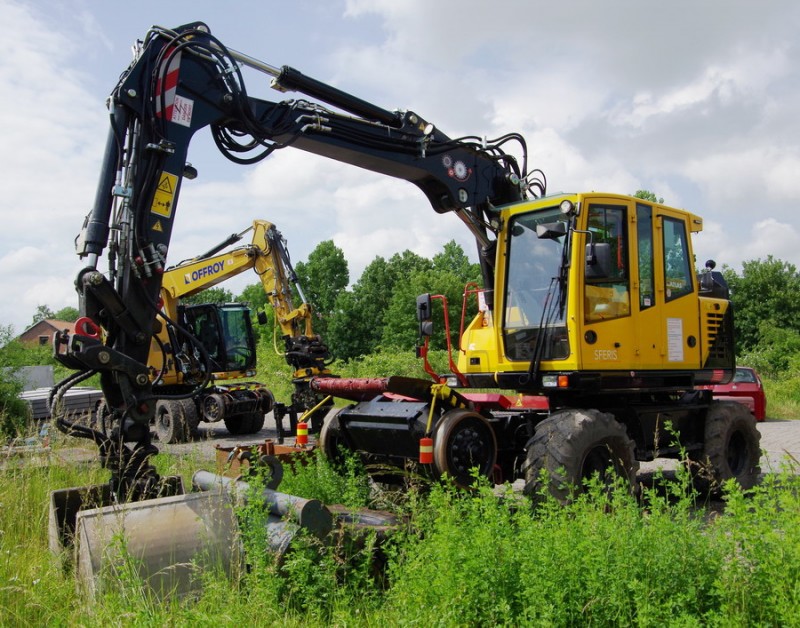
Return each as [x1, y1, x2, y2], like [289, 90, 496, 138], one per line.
[181, 303, 257, 375]
[458, 192, 734, 391]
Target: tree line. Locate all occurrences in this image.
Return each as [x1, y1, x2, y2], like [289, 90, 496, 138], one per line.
[241, 239, 482, 361]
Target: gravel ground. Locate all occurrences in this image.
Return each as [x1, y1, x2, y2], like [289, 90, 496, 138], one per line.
[753, 418, 800, 471]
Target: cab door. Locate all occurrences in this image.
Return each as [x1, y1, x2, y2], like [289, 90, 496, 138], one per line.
[625, 202, 702, 369]
[578, 199, 639, 371]
[630, 202, 663, 368]
[651, 206, 702, 368]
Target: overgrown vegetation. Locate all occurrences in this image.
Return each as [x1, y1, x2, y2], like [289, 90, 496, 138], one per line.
[2, 433, 800, 625]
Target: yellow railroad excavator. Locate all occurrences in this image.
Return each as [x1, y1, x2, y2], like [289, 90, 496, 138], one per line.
[140, 219, 331, 443]
[52, 21, 759, 506]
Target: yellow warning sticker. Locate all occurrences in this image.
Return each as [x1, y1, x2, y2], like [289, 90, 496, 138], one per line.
[152, 220, 163, 232]
[150, 172, 178, 217]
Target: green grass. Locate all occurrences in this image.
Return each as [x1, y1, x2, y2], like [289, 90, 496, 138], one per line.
[2, 430, 800, 626]
[763, 375, 800, 421]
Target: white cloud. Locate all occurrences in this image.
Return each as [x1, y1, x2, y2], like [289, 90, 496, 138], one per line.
[686, 147, 800, 207]
[741, 218, 800, 265]
[0, 2, 107, 333]
[609, 47, 791, 130]
[694, 217, 800, 275]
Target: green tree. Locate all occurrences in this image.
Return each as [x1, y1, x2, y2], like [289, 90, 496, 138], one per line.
[385, 250, 434, 282]
[633, 189, 664, 204]
[31, 305, 54, 325]
[0, 326, 34, 436]
[294, 240, 349, 338]
[381, 241, 481, 351]
[53, 306, 79, 321]
[433, 240, 480, 280]
[739, 324, 800, 378]
[180, 287, 235, 305]
[327, 256, 393, 361]
[381, 268, 468, 351]
[238, 283, 269, 312]
[238, 282, 273, 345]
[327, 251, 431, 361]
[724, 256, 800, 355]
[327, 290, 366, 361]
[327, 245, 480, 361]
[325, 256, 394, 360]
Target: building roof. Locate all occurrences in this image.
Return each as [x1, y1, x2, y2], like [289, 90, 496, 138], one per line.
[20, 319, 76, 335]
[16, 319, 77, 344]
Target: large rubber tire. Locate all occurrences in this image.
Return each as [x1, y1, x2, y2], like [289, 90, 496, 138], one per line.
[154, 399, 188, 444]
[247, 411, 266, 434]
[202, 394, 226, 423]
[433, 409, 497, 488]
[224, 414, 247, 435]
[179, 399, 201, 439]
[224, 411, 264, 435]
[695, 401, 761, 491]
[522, 409, 638, 503]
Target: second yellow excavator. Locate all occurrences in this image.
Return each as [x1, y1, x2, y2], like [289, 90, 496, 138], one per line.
[144, 219, 332, 443]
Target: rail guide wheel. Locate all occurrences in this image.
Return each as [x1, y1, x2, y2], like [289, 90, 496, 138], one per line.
[432, 409, 497, 488]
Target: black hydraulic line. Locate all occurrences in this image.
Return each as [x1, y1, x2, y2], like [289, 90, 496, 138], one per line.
[141, 297, 214, 402]
[149, 324, 168, 386]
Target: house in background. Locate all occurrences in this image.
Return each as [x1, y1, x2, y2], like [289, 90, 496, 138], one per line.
[17, 319, 76, 347]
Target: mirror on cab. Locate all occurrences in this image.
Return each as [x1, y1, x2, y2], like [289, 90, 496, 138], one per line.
[416, 293, 434, 337]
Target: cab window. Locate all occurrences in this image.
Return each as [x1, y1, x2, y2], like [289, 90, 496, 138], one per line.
[662, 217, 693, 301]
[585, 205, 630, 322]
[637, 203, 655, 310]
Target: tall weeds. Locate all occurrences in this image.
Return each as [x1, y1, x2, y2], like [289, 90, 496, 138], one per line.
[2, 441, 800, 626]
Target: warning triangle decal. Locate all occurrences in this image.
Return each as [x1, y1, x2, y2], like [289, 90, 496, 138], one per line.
[152, 220, 163, 232]
[157, 176, 174, 194]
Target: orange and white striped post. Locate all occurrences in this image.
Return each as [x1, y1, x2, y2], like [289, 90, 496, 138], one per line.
[296, 421, 309, 446]
[419, 437, 433, 464]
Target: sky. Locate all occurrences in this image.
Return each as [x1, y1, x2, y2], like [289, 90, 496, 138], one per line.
[2, 0, 799, 335]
